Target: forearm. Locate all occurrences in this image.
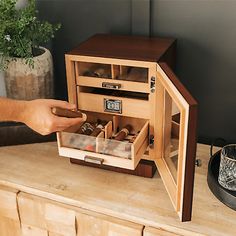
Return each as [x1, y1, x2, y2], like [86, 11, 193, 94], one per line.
[0, 98, 85, 135]
[0, 97, 27, 123]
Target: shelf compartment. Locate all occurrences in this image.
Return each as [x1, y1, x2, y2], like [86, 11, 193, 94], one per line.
[118, 66, 148, 83]
[76, 62, 112, 79]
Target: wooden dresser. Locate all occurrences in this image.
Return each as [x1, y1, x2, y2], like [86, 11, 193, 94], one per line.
[0, 142, 235, 236]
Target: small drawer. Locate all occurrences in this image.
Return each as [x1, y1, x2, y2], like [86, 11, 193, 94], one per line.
[57, 114, 149, 170]
[76, 62, 148, 82]
[77, 89, 150, 119]
[77, 77, 150, 94]
[75, 61, 150, 93]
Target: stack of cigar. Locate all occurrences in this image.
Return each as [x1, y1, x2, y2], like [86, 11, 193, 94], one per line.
[77, 119, 107, 152]
[83, 68, 110, 78]
[52, 107, 140, 159]
[100, 124, 140, 159]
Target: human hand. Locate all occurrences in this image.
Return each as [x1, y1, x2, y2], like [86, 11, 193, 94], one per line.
[21, 99, 85, 135]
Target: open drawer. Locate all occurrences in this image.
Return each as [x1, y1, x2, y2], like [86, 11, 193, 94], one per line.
[57, 113, 149, 170]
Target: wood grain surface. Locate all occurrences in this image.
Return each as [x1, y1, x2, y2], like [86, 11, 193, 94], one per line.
[0, 142, 234, 236]
[68, 34, 176, 62]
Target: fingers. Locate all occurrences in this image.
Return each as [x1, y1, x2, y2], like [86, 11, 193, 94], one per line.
[53, 116, 84, 131]
[46, 99, 76, 110]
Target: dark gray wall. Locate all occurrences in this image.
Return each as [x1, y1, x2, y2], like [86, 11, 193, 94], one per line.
[151, 0, 236, 143]
[37, 0, 132, 99]
[37, 0, 236, 143]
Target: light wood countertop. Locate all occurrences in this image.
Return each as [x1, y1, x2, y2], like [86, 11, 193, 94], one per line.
[0, 142, 235, 236]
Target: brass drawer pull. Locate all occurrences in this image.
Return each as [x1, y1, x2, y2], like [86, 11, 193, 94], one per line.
[84, 156, 104, 165]
[102, 82, 121, 90]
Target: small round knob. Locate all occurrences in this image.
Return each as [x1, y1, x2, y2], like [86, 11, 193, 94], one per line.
[195, 159, 202, 167]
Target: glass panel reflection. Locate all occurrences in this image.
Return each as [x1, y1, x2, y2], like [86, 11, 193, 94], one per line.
[163, 92, 180, 183]
[61, 132, 132, 159]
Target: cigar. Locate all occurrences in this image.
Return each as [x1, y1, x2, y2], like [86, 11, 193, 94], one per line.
[125, 132, 140, 152]
[77, 122, 95, 135]
[83, 68, 109, 78]
[83, 71, 94, 77]
[84, 120, 107, 152]
[93, 68, 105, 77]
[90, 119, 107, 137]
[94, 68, 110, 78]
[52, 107, 86, 120]
[114, 124, 132, 141]
[128, 131, 140, 143]
[100, 124, 132, 156]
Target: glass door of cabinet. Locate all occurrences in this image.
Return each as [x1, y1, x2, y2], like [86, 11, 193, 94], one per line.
[155, 63, 197, 222]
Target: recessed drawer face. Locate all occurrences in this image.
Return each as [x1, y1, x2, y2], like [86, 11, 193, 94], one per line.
[77, 88, 150, 119]
[57, 113, 149, 170]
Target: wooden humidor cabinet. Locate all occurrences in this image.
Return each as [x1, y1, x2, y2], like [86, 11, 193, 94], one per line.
[56, 34, 197, 222]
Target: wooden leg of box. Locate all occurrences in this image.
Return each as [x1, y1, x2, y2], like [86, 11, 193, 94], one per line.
[70, 159, 157, 178]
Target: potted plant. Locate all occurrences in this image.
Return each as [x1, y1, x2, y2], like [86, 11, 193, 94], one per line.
[0, 0, 60, 100]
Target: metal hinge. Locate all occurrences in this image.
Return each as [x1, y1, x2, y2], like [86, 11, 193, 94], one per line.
[150, 76, 156, 93]
[195, 159, 202, 167]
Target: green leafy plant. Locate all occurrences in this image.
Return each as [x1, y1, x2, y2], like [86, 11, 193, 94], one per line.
[0, 0, 61, 69]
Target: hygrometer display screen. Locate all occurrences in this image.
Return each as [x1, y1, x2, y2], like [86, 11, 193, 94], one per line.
[104, 99, 122, 114]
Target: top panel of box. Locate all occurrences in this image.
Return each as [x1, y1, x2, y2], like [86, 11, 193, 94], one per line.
[67, 34, 176, 62]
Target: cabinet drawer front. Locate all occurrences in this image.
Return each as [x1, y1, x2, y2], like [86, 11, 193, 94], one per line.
[45, 203, 76, 236]
[77, 91, 150, 119]
[58, 121, 149, 170]
[18, 192, 47, 229]
[77, 76, 150, 93]
[18, 193, 76, 236]
[0, 185, 19, 220]
[21, 224, 48, 236]
[0, 216, 21, 236]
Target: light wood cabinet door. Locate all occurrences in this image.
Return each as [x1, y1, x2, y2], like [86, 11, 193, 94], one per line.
[0, 185, 21, 236]
[0, 185, 19, 220]
[18, 192, 77, 236]
[21, 224, 48, 236]
[18, 192, 143, 236]
[0, 216, 21, 236]
[155, 63, 197, 221]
